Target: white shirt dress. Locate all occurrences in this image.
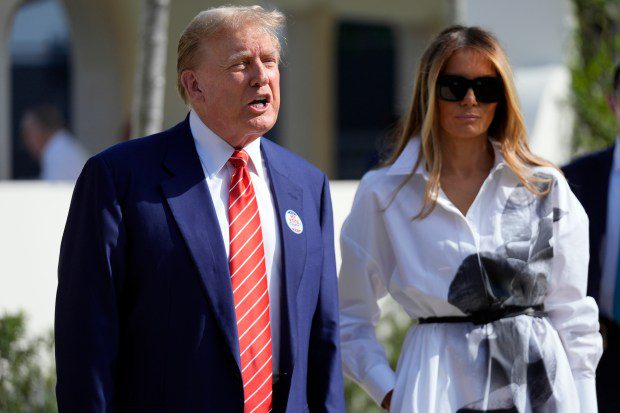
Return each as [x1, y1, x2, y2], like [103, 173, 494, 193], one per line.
[338, 138, 603, 412]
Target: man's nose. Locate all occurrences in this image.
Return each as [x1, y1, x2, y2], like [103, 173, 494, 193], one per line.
[251, 62, 269, 87]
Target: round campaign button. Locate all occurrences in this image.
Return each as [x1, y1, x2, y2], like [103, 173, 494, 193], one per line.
[285, 210, 303, 234]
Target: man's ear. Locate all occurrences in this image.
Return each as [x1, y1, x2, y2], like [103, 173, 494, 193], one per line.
[181, 70, 203, 101]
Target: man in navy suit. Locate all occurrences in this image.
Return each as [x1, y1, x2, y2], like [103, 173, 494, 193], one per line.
[563, 64, 620, 412]
[54, 6, 345, 412]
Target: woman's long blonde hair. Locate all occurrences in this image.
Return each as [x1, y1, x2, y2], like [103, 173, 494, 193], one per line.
[384, 25, 557, 219]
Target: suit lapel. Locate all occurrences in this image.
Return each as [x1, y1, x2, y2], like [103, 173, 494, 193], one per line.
[160, 118, 241, 372]
[262, 140, 306, 375]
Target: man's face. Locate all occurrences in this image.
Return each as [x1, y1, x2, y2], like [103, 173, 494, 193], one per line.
[20, 113, 47, 159]
[190, 25, 280, 148]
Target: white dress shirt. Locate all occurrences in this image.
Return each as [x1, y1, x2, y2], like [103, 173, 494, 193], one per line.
[599, 137, 620, 318]
[41, 129, 89, 181]
[339, 138, 602, 412]
[189, 110, 282, 373]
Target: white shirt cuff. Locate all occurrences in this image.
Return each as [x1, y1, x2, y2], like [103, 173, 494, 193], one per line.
[362, 363, 397, 406]
[575, 377, 597, 413]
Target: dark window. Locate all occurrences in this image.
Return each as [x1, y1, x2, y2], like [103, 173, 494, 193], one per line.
[10, 0, 71, 179]
[337, 22, 397, 179]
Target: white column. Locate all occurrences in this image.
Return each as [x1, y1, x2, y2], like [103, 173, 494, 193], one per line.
[281, 6, 336, 177]
[394, 25, 436, 116]
[63, 0, 126, 154]
[448, 0, 467, 24]
[0, 0, 23, 179]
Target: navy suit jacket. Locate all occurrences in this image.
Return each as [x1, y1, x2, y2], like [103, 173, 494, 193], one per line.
[55, 117, 345, 413]
[562, 145, 615, 300]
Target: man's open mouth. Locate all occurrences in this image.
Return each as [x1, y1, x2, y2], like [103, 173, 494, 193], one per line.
[249, 98, 269, 109]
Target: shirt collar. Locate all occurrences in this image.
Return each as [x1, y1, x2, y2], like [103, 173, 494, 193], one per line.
[243, 136, 264, 179]
[189, 110, 264, 179]
[614, 136, 620, 171]
[387, 138, 426, 177]
[386, 137, 506, 178]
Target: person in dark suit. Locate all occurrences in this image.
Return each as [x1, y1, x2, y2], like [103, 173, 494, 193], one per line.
[563, 64, 620, 412]
[54, 5, 345, 413]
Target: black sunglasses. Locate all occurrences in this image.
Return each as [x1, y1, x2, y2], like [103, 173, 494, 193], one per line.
[436, 75, 503, 103]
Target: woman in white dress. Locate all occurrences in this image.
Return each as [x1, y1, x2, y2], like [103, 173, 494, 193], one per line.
[338, 26, 603, 412]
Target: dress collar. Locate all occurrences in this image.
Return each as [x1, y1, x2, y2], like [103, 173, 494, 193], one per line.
[386, 137, 506, 179]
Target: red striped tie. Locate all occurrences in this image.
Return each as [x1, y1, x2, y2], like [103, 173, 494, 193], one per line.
[228, 149, 273, 413]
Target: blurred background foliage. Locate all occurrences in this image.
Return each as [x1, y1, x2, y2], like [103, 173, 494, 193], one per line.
[571, 0, 620, 152]
[0, 312, 56, 413]
[344, 300, 413, 412]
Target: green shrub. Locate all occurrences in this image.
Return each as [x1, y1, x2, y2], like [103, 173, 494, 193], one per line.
[0, 312, 56, 413]
[571, 0, 620, 152]
[344, 299, 413, 413]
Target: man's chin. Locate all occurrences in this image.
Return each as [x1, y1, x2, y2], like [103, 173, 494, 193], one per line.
[235, 126, 276, 148]
[246, 117, 277, 137]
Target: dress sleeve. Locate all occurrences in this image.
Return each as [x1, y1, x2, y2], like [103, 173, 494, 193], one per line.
[338, 176, 396, 406]
[543, 173, 603, 413]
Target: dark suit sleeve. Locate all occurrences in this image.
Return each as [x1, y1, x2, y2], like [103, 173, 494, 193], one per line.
[307, 175, 346, 412]
[55, 156, 126, 413]
[561, 162, 582, 199]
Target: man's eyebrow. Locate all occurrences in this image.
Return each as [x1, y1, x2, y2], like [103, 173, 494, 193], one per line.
[226, 49, 279, 64]
[227, 51, 252, 63]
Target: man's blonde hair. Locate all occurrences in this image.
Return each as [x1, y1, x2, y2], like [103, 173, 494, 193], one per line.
[176, 5, 285, 104]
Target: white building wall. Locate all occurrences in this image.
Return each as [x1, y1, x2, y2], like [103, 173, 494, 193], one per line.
[461, 0, 573, 67]
[0, 182, 359, 336]
[461, 0, 575, 164]
[0, 183, 72, 334]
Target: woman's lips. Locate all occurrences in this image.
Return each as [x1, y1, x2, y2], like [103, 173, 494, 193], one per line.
[456, 114, 480, 122]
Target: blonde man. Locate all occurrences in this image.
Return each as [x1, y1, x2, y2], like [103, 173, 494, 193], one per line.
[55, 6, 344, 412]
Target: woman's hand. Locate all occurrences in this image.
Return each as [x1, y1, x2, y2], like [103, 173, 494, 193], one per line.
[381, 390, 393, 412]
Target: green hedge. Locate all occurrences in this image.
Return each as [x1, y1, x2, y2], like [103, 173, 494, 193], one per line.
[571, 0, 620, 152]
[344, 299, 413, 412]
[0, 312, 56, 413]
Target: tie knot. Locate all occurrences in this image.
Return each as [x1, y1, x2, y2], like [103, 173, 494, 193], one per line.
[229, 149, 249, 168]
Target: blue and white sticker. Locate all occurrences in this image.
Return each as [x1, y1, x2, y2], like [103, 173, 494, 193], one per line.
[285, 210, 303, 234]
